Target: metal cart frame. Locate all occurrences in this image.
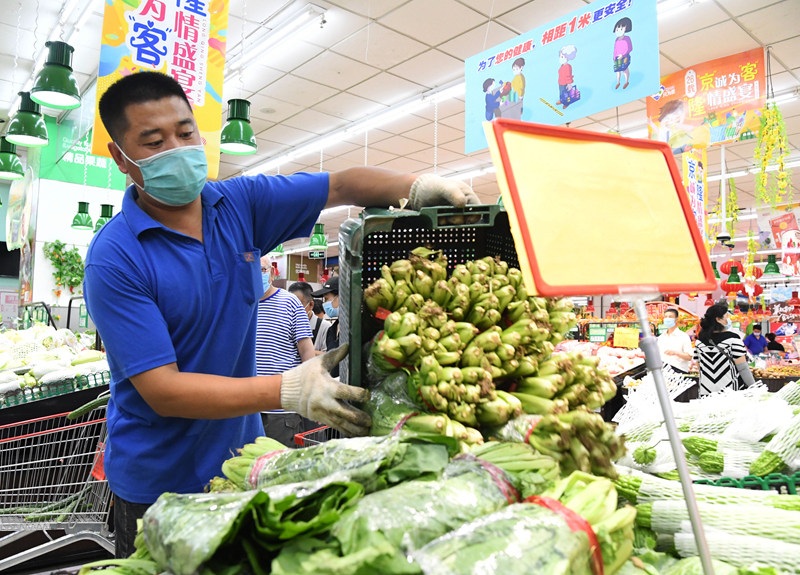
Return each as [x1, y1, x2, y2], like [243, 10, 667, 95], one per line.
[0, 405, 114, 571]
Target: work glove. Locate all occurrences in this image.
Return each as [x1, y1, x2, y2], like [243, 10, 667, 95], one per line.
[408, 174, 480, 211]
[280, 344, 372, 437]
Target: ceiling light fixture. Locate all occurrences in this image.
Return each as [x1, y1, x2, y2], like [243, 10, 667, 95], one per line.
[93, 204, 114, 233]
[221, 99, 258, 155]
[225, 3, 325, 73]
[30, 41, 81, 110]
[5, 92, 49, 147]
[0, 137, 25, 180]
[71, 201, 93, 230]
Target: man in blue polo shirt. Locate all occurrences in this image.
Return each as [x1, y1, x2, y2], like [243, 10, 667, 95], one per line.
[84, 71, 478, 557]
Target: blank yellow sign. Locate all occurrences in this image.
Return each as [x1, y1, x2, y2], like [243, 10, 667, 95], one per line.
[485, 120, 716, 297]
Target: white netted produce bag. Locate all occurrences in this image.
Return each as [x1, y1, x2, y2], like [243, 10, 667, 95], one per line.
[0, 336, 12, 352]
[722, 395, 795, 442]
[760, 412, 800, 473]
[649, 501, 800, 543]
[675, 525, 800, 573]
[618, 441, 678, 474]
[613, 367, 695, 427]
[720, 449, 762, 479]
[10, 340, 45, 360]
[774, 380, 800, 406]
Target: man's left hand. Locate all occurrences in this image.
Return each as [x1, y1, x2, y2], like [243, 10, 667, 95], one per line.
[408, 174, 480, 211]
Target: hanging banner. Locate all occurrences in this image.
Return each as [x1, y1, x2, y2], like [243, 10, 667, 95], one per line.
[646, 48, 766, 154]
[91, 0, 229, 179]
[682, 147, 707, 246]
[464, 0, 660, 154]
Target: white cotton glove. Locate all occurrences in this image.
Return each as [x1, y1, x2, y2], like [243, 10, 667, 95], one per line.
[408, 174, 480, 211]
[280, 344, 372, 436]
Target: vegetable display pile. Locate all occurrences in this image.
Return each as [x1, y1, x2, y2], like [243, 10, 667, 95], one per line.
[0, 324, 106, 402]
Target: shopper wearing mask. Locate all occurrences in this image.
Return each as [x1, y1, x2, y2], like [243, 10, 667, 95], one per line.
[312, 277, 341, 378]
[288, 281, 331, 354]
[657, 308, 693, 374]
[693, 304, 756, 396]
[743, 324, 768, 356]
[84, 71, 479, 557]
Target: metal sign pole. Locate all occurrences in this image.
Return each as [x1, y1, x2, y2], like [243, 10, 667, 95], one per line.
[633, 297, 715, 575]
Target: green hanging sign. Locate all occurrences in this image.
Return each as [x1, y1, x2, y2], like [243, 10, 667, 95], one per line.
[79, 303, 88, 328]
[39, 116, 126, 189]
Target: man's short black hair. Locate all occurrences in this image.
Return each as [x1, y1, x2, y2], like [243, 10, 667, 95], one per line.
[312, 299, 324, 316]
[98, 71, 192, 144]
[664, 308, 679, 319]
[752, 323, 762, 331]
[288, 281, 313, 303]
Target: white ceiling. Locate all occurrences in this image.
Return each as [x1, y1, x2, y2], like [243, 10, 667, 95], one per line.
[1, 0, 799, 257]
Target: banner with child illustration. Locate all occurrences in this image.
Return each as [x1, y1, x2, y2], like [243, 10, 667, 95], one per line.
[646, 48, 766, 155]
[464, 0, 659, 153]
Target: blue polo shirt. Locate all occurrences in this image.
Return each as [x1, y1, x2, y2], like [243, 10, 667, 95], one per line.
[84, 173, 328, 503]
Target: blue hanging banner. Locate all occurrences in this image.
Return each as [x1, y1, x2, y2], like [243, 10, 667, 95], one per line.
[464, 0, 660, 153]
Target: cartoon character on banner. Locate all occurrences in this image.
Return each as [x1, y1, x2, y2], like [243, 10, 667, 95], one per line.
[511, 58, 526, 113]
[782, 228, 800, 276]
[556, 45, 579, 109]
[649, 99, 694, 154]
[483, 78, 502, 121]
[613, 17, 633, 89]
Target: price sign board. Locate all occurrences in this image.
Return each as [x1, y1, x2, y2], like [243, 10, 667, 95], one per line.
[614, 327, 641, 349]
[308, 251, 326, 259]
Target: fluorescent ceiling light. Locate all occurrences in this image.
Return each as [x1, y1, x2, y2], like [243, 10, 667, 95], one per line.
[767, 92, 798, 105]
[226, 4, 325, 73]
[709, 249, 781, 258]
[707, 214, 758, 223]
[447, 165, 497, 181]
[657, 0, 692, 17]
[426, 83, 466, 103]
[346, 100, 430, 135]
[707, 170, 749, 181]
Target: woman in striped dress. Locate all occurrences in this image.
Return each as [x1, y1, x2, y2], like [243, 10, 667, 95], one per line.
[693, 304, 756, 395]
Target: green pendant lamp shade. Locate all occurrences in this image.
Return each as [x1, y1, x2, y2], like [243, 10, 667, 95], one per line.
[30, 41, 81, 110]
[727, 264, 742, 284]
[93, 204, 114, 234]
[220, 99, 257, 155]
[269, 244, 284, 256]
[711, 261, 720, 279]
[71, 202, 93, 230]
[0, 137, 24, 180]
[5, 92, 49, 148]
[309, 223, 327, 249]
[764, 254, 782, 275]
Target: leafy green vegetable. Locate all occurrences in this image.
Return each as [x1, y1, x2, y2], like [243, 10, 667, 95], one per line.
[143, 479, 364, 575]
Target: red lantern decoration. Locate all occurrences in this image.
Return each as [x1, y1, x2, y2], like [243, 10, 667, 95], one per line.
[586, 301, 595, 314]
[619, 301, 630, 314]
[320, 268, 330, 284]
[703, 294, 714, 307]
[751, 266, 763, 280]
[298, 272, 305, 281]
[720, 280, 742, 294]
[787, 291, 800, 315]
[719, 259, 744, 275]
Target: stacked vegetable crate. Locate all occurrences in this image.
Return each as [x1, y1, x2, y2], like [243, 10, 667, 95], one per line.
[0, 370, 111, 409]
[338, 205, 518, 387]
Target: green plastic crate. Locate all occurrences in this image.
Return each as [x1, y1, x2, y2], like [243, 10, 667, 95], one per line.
[338, 205, 520, 387]
[693, 472, 800, 495]
[0, 370, 111, 409]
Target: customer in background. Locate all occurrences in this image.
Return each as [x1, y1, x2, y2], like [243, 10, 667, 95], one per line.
[657, 308, 693, 374]
[256, 257, 316, 444]
[694, 304, 756, 395]
[743, 323, 768, 356]
[288, 281, 331, 354]
[313, 300, 325, 320]
[766, 332, 786, 353]
[312, 277, 341, 378]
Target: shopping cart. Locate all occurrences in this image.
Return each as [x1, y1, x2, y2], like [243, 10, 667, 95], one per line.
[0, 401, 114, 571]
[293, 425, 343, 448]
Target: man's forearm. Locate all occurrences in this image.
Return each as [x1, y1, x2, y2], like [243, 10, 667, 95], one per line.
[327, 167, 417, 209]
[131, 365, 282, 419]
[297, 337, 315, 363]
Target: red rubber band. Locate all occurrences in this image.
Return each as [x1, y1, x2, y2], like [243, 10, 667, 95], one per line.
[392, 412, 420, 434]
[416, 386, 440, 412]
[524, 417, 542, 444]
[246, 449, 287, 488]
[526, 496, 604, 575]
[454, 454, 520, 504]
[375, 307, 392, 320]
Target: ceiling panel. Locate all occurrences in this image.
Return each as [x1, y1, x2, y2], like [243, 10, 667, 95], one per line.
[330, 23, 429, 69]
[313, 91, 387, 120]
[737, 0, 800, 44]
[339, 146, 396, 164]
[401, 122, 464, 145]
[282, 108, 350, 134]
[496, 0, 587, 34]
[660, 20, 760, 67]
[347, 72, 427, 106]
[388, 49, 465, 88]
[375, 155, 430, 172]
[456, 0, 530, 18]
[258, 40, 325, 74]
[321, 139, 362, 157]
[657, 2, 730, 43]
[224, 64, 284, 96]
[771, 35, 800, 71]
[437, 21, 518, 61]
[413, 96, 465, 121]
[715, 0, 786, 17]
[379, 0, 485, 46]
[293, 50, 381, 90]
[247, 93, 306, 122]
[370, 135, 430, 155]
[326, 0, 411, 19]
[258, 124, 318, 146]
[342, 127, 393, 145]
[406, 146, 464, 165]
[260, 74, 340, 108]
[302, 5, 370, 48]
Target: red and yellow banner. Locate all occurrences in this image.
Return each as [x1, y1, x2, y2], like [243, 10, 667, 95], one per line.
[91, 0, 229, 179]
[682, 147, 707, 247]
[647, 48, 766, 153]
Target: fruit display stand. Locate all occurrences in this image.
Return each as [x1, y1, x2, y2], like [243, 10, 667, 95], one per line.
[485, 119, 719, 574]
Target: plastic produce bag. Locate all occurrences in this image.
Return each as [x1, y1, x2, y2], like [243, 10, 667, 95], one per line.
[272, 457, 518, 575]
[674, 527, 800, 573]
[143, 478, 364, 575]
[411, 502, 597, 575]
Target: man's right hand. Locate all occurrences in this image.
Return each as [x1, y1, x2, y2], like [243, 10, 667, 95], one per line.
[280, 344, 372, 437]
